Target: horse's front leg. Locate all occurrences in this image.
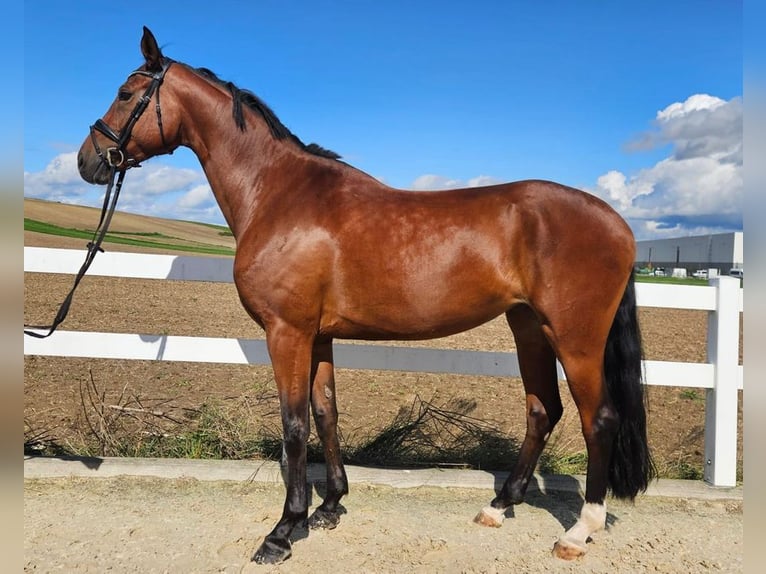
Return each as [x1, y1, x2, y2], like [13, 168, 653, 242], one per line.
[252, 324, 314, 565]
[307, 339, 349, 530]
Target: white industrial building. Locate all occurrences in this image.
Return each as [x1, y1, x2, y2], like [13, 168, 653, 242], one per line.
[635, 232, 743, 275]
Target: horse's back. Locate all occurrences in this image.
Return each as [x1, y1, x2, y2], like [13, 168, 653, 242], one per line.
[346, 177, 635, 272]
[308, 177, 635, 339]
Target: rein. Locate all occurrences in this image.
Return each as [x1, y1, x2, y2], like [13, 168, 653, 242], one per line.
[24, 60, 173, 339]
[24, 168, 125, 338]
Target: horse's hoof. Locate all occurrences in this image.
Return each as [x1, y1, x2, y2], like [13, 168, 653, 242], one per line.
[473, 506, 505, 528]
[308, 508, 341, 530]
[552, 536, 588, 560]
[252, 537, 292, 564]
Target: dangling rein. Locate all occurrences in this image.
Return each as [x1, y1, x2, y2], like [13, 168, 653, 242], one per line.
[24, 167, 126, 338]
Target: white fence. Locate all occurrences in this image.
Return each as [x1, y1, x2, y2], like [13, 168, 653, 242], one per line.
[23, 247, 744, 487]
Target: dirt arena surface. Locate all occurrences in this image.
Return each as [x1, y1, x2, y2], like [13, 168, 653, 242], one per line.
[24, 474, 742, 573]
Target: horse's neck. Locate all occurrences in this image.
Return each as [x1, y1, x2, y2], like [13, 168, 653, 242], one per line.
[177, 79, 296, 238]
[173, 69, 383, 239]
[191, 133, 287, 238]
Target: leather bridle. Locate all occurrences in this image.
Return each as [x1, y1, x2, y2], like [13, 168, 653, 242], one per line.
[24, 59, 175, 339]
[89, 58, 175, 169]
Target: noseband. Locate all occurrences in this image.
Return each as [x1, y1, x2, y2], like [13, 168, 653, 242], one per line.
[89, 58, 174, 169]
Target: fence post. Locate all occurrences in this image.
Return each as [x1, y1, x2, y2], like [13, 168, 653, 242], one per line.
[703, 276, 740, 487]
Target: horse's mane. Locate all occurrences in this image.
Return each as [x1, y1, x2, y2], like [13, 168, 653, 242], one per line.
[178, 59, 340, 160]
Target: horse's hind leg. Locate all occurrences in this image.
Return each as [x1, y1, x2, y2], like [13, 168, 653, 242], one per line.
[550, 348, 616, 560]
[475, 305, 562, 527]
[553, 320, 620, 560]
[307, 339, 349, 530]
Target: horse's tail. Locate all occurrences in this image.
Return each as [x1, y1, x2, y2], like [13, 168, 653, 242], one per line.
[604, 270, 656, 500]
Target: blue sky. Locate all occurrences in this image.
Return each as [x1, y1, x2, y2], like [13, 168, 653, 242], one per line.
[24, 1, 742, 240]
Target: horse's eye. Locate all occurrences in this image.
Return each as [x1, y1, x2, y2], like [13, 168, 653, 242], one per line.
[118, 90, 132, 102]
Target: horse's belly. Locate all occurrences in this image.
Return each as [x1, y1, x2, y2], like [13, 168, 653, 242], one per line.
[328, 311, 508, 341]
[323, 278, 517, 340]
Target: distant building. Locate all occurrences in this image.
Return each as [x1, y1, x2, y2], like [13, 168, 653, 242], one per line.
[635, 232, 743, 274]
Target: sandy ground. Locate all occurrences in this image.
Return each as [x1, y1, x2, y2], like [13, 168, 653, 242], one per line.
[24, 473, 742, 574]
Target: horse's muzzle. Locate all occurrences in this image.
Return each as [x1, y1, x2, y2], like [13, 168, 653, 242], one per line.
[77, 148, 111, 185]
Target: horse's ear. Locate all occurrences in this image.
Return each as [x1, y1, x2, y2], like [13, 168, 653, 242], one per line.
[140, 26, 163, 72]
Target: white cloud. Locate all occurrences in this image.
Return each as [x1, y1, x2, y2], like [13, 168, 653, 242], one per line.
[412, 174, 463, 191]
[35, 152, 82, 185]
[140, 165, 201, 195]
[590, 94, 742, 240]
[178, 184, 215, 209]
[467, 175, 503, 188]
[656, 93, 727, 121]
[23, 152, 88, 201]
[23, 152, 224, 225]
[411, 173, 502, 191]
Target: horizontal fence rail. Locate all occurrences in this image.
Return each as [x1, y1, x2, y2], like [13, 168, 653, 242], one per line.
[23, 247, 744, 487]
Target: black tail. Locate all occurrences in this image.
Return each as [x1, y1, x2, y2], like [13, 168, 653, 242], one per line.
[603, 271, 656, 499]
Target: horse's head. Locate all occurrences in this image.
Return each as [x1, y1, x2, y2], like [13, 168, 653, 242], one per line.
[78, 27, 180, 184]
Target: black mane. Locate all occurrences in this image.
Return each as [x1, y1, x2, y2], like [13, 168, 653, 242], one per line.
[182, 61, 340, 160]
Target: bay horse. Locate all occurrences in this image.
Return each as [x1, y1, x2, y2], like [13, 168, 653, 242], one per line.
[77, 27, 654, 564]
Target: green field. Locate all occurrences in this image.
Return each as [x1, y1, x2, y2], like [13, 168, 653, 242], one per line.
[634, 273, 742, 287]
[634, 274, 707, 286]
[181, 220, 234, 236]
[25, 218, 235, 256]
